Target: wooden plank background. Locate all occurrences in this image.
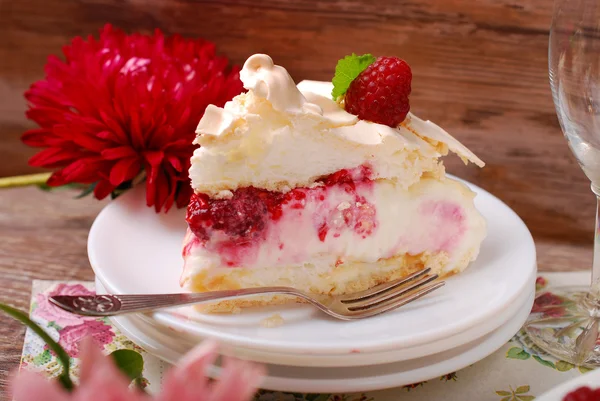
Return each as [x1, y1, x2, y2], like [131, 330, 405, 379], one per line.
[0, 0, 592, 399]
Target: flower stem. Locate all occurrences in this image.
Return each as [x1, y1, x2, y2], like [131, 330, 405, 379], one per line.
[0, 303, 74, 391]
[0, 173, 51, 188]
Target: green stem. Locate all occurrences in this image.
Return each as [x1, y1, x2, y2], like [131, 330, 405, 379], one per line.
[0, 173, 51, 188]
[0, 303, 73, 391]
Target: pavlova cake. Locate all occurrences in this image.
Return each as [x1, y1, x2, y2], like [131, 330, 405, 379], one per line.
[181, 53, 486, 312]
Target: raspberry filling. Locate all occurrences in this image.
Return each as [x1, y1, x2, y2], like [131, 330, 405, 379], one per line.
[185, 165, 376, 254]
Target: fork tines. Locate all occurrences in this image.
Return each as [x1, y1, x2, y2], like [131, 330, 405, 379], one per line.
[339, 267, 445, 317]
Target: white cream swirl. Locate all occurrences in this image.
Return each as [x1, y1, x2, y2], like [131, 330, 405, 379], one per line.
[190, 54, 483, 196]
[239, 54, 321, 116]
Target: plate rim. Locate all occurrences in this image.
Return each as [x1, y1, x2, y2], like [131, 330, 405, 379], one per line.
[107, 284, 534, 393]
[100, 273, 535, 367]
[146, 264, 537, 362]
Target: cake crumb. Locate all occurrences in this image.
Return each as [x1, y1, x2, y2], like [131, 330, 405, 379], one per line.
[215, 190, 234, 199]
[337, 201, 351, 210]
[261, 313, 285, 328]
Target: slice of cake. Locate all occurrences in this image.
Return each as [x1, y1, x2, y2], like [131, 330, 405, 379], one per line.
[181, 53, 486, 312]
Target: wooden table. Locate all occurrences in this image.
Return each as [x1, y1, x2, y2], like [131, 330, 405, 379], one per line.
[0, 0, 595, 399]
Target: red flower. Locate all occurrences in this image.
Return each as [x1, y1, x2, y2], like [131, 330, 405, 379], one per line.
[23, 24, 243, 212]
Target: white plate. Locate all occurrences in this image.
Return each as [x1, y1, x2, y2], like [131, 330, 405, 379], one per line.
[537, 368, 600, 401]
[105, 280, 534, 393]
[97, 265, 536, 367]
[89, 177, 536, 356]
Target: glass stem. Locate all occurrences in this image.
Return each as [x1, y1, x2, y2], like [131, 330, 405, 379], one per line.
[591, 186, 600, 295]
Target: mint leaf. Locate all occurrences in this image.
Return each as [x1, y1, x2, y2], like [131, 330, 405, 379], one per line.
[110, 349, 144, 381]
[331, 53, 376, 100]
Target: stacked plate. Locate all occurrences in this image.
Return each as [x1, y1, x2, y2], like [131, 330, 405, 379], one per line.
[89, 177, 537, 393]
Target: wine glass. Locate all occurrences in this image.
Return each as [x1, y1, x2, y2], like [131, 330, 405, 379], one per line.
[523, 0, 600, 366]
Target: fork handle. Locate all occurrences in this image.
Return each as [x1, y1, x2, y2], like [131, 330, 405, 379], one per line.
[50, 287, 301, 316]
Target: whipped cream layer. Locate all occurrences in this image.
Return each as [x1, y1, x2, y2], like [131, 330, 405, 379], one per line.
[190, 54, 483, 197]
[181, 174, 486, 289]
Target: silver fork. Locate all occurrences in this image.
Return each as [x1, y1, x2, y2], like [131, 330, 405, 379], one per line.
[50, 267, 444, 320]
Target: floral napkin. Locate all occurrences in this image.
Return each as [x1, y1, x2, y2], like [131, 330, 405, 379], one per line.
[19, 272, 593, 401]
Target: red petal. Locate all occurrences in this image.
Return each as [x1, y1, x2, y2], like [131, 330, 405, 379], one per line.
[176, 180, 193, 209]
[166, 155, 183, 172]
[145, 164, 159, 210]
[29, 148, 79, 168]
[54, 125, 108, 153]
[22, 129, 53, 147]
[101, 146, 137, 160]
[61, 159, 105, 183]
[162, 139, 190, 151]
[93, 180, 115, 200]
[163, 182, 176, 213]
[98, 110, 128, 144]
[26, 106, 70, 127]
[145, 162, 175, 212]
[47, 171, 67, 186]
[97, 130, 121, 142]
[153, 168, 171, 212]
[161, 165, 179, 212]
[26, 80, 71, 110]
[129, 110, 145, 149]
[109, 157, 141, 186]
[143, 150, 164, 167]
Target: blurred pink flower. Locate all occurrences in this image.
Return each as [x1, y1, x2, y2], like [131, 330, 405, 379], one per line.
[35, 284, 95, 327]
[12, 339, 264, 401]
[159, 339, 265, 401]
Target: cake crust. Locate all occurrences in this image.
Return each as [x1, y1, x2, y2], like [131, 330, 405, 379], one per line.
[186, 251, 462, 313]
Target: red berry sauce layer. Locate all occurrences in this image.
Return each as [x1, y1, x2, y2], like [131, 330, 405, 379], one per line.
[185, 165, 376, 266]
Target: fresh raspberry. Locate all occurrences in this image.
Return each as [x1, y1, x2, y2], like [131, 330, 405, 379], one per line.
[186, 165, 376, 244]
[344, 56, 412, 127]
[563, 386, 600, 401]
[212, 188, 268, 239]
[186, 193, 211, 241]
[186, 189, 268, 242]
[318, 165, 373, 192]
